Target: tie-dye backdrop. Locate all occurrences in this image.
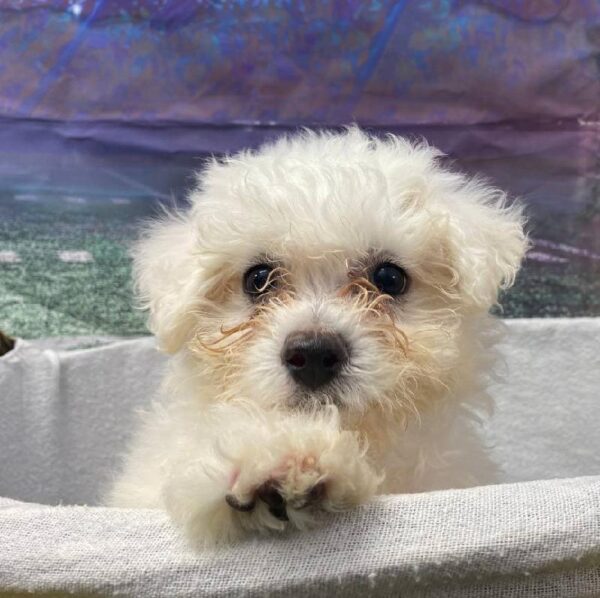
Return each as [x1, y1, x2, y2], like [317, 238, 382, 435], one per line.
[0, 1, 598, 337]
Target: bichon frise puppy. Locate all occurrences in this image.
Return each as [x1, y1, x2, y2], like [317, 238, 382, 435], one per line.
[108, 128, 527, 546]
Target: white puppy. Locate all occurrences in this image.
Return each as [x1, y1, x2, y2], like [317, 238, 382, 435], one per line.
[108, 128, 527, 546]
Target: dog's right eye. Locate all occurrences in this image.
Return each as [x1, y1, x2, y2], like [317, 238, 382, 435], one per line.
[243, 264, 275, 298]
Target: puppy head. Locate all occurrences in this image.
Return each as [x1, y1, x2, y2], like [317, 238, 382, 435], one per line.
[135, 128, 527, 417]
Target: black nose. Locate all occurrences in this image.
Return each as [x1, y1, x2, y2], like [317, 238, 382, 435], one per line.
[282, 331, 349, 390]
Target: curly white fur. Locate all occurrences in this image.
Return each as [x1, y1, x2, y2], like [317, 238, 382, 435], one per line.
[107, 128, 528, 547]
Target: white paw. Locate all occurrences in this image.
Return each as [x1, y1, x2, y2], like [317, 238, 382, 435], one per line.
[225, 454, 327, 523]
[164, 419, 382, 546]
[224, 430, 382, 532]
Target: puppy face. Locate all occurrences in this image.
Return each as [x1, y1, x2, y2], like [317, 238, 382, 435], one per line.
[135, 129, 526, 418]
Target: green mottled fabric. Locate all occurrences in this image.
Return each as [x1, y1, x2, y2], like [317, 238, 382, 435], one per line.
[1, 192, 598, 339]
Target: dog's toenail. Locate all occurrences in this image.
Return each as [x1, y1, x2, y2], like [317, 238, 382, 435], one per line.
[257, 481, 289, 521]
[307, 481, 326, 503]
[268, 502, 289, 521]
[225, 494, 255, 512]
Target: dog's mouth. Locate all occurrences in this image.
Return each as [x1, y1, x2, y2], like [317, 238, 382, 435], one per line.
[288, 383, 348, 411]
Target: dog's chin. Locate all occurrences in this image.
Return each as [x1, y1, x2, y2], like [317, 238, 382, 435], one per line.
[287, 389, 345, 412]
[284, 375, 366, 412]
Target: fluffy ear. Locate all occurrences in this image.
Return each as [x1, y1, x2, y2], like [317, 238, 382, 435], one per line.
[132, 214, 200, 353]
[444, 183, 528, 310]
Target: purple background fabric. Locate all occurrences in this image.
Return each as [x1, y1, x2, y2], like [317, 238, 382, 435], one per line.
[1, 1, 598, 127]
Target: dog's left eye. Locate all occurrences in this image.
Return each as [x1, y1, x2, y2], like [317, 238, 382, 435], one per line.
[371, 262, 409, 296]
[243, 264, 275, 298]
